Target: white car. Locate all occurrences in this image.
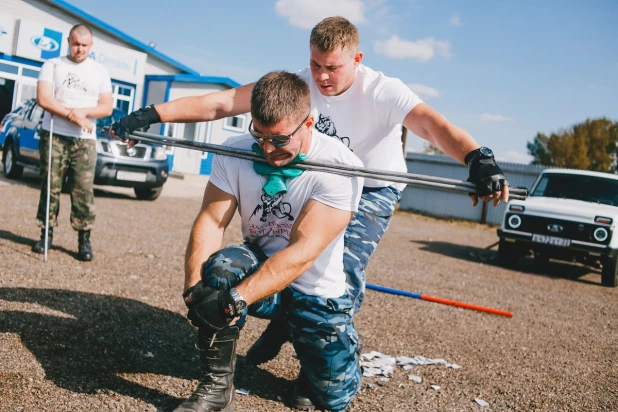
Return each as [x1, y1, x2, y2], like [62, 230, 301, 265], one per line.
[497, 169, 618, 287]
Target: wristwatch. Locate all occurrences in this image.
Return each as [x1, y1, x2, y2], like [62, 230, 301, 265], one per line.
[465, 146, 494, 166]
[229, 287, 248, 315]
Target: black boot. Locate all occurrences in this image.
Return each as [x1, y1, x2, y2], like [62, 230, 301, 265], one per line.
[245, 316, 289, 365]
[32, 228, 53, 254]
[290, 369, 315, 410]
[77, 230, 93, 261]
[174, 326, 239, 412]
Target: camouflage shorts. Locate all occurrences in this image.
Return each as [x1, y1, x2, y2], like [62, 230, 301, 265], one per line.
[344, 186, 401, 315]
[201, 244, 362, 411]
[36, 131, 96, 231]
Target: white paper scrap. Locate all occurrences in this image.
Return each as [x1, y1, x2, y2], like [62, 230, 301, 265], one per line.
[474, 398, 489, 407]
[430, 385, 441, 391]
[235, 388, 250, 395]
[408, 375, 422, 383]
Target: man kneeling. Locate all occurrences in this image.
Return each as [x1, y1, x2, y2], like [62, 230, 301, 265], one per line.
[177, 71, 363, 411]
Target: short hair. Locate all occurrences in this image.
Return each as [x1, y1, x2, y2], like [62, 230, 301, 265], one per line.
[250, 71, 310, 127]
[69, 24, 92, 38]
[310, 16, 359, 53]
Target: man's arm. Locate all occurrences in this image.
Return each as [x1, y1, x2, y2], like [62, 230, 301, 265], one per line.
[184, 182, 238, 291]
[235, 200, 353, 305]
[156, 83, 254, 123]
[404, 102, 509, 205]
[37, 81, 72, 118]
[403, 103, 478, 164]
[68, 92, 113, 120]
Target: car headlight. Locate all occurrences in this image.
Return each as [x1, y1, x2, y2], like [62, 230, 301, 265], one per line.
[507, 214, 522, 229]
[593, 227, 608, 242]
[96, 139, 113, 154]
[153, 146, 167, 160]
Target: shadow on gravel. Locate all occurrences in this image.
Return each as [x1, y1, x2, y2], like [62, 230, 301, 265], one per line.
[412, 240, 601, 286]
[0, 288, 290, 410]
[0, 230, 78, 258]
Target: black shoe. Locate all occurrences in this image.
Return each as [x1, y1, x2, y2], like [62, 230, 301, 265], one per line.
[245, 317, 289, 365]
[174, 327, 239, 412]
[32, 228, 53, 254]
[77, 230, 93, 261]
[290, 370, 315, 411]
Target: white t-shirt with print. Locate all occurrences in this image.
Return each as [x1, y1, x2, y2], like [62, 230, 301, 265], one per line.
[298, 64, 423, 189]
[38, 56, 112, 139]
[209, 130, 364, 298]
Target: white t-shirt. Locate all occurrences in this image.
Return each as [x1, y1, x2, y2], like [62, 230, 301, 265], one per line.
[38, 56, 112, 139]
[299, 64, 423, 189]
[209, 130, 364, 298]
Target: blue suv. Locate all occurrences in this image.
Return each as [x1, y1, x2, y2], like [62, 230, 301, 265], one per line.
[0, 99, 169, 200]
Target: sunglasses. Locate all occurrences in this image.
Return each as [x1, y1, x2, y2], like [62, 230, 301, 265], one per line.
[248, 113, 310, 147]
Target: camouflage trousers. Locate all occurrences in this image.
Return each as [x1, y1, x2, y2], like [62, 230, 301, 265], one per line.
[201, 244, 362, 411]
[36, 131, 97, 231]
[345, 186, 401, 315]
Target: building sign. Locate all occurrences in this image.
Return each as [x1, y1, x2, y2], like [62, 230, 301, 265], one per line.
[0, 14, 17, 54]
[15, 18, 146, 84]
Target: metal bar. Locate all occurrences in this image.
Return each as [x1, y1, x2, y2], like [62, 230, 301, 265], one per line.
[106, 128, 527, 200]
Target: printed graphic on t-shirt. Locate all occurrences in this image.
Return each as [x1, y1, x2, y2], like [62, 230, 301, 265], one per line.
[315, 114, 351, 149]
[250, 192, 295, 222]
[62, 72, 88, 92]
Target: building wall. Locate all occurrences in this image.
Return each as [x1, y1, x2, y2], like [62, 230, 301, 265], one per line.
[1, 0, 183, 111]
[401, 153, 547, 225]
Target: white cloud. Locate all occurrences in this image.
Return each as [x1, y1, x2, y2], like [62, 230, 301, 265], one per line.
[480, 113, 515, 122]
[449, 13, 462, 26]
[495, 151, 533, 165]
[275, 0, 366, 29]
[408, 83, 442, 99]
[374, 36, 451, 61]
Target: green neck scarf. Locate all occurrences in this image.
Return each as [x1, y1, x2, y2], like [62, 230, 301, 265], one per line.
[252, 143, 308, 196]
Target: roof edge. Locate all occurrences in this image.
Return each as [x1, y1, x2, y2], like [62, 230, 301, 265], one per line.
[145, 74, 241, 89]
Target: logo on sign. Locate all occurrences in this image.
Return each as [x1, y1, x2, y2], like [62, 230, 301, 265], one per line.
[547, 224, 563, 233]
[30, 35, 59, 52]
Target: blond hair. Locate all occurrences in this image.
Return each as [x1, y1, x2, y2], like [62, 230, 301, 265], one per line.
[251, 71, 310, 126]
[310, 16, 359, 53]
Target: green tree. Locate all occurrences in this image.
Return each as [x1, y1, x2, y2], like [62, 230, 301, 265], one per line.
[527, 118, 618, 172]
[422, 143, 445, 156]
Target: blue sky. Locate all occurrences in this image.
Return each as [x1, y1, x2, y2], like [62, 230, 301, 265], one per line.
[69, 0, 617, 164]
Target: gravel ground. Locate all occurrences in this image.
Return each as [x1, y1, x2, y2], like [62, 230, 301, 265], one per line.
[1, 170, 617, 412]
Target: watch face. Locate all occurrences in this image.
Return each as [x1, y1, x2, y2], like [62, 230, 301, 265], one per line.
[235, 299, 248, 313]
[479, 147, 493, 157]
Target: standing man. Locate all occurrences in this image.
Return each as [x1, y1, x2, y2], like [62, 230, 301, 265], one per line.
[176, 71, 363, 411]
[33, 24, 113, 261]
[111, 16, 508, 365]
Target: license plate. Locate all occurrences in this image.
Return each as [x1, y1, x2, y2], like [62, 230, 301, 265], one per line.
[116, 171, 147, 182]
[532, 234, 570, 247]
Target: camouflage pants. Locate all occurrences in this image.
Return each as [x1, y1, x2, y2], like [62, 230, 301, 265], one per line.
[345, 186, 401, 315]
[201, 244, 362, 411]
[36, 131, 96, 231]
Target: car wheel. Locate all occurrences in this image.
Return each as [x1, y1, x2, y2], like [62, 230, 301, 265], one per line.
[497, 238, 521, 268]
[2, 141, 24, 179]
[601, 252, 618, 287]
[134, 186, 163, 201]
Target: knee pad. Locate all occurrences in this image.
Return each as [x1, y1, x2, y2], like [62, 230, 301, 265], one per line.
[201, 244, 266, 288]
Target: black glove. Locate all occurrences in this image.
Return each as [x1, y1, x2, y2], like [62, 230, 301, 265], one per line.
[182, 282, 208, 309]
[466, 150, 508, 197]
[187, 287, 237, 331]
[111, 105, 161, 142]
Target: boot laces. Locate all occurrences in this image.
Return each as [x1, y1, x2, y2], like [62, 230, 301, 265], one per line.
[197, 372, 219, 396]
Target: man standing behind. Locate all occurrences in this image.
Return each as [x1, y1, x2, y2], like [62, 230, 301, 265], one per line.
[33, 24, 113, 261]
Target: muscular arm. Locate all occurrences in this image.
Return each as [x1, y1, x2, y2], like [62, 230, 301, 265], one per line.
[235, 200, 353, 305]
[404, 102, 479, 164]
[184, 182, 238, 290]
[155, 83, 255, 123]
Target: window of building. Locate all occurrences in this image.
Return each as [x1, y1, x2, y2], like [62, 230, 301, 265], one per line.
[111, 83, 135, 115]
[223, 115, 246, 132]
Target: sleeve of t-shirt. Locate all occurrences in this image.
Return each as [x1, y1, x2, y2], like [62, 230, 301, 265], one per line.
[310, 171, 363, 212]
[296, 67, 311, 83]
[208, 152, 237, 197]
[375, 77, 424, 127]
[37, 60, 54, 83]
[98, 67, 113, 94]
